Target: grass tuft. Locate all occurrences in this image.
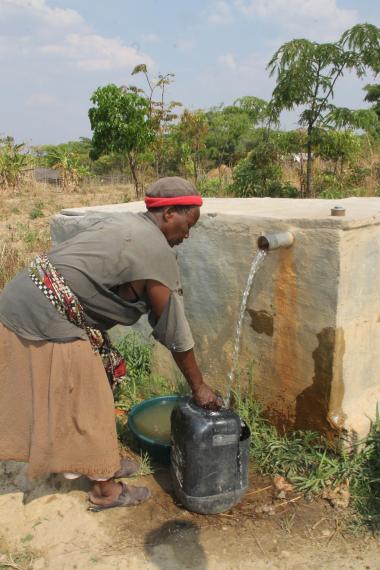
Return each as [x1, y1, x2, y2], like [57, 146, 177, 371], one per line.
[0, 550, 35, 570]
[134, 451, 155, 477]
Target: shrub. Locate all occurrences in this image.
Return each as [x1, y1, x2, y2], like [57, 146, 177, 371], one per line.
[197, 177, 231, 197]
[230, 134, 300, 198]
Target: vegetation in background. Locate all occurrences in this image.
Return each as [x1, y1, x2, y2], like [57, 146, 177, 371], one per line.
[29, 200, 44, 220]
[197, 176, 231, 197]
[0, 222, 50, 290]
[364, 83, 380, 128]
[132, 64, 182, 178]
[45, 147, 90, 192]
[0, 138, 32, 190]
[177, 109, 209, 183]
[0, 183, 134, 292]
[3, 22, 380, 199]
[268, 23, 380, 197]
[232, 130, 298, 197]
[88, 84, 155, 198]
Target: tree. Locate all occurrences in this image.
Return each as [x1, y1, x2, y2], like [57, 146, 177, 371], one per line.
[177, 110, 209, 183]
[363, 83, 380, 139]
[88, 84, 154, 197]
[268, 23, 380, 197]
[206, 105, 251, 173]
[0, 138, 32, 190]
[364, 83, 380, 119]
[316, 129, 362, 175]
[234, 96, 272, 127]
[205, 98, 272, 174]
[232, 130, 298, 198]
[131, 64, 181, 176]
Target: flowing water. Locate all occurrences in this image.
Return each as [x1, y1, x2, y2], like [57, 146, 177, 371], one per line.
[227, 248, 267, 402]
[132, 400, 177, 445]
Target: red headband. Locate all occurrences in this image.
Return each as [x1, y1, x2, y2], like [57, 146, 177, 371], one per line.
[144, 195, 203, 208]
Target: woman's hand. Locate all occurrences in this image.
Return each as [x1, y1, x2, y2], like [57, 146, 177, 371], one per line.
[192, 382, 224, 410]
[171, 350, 224, 410]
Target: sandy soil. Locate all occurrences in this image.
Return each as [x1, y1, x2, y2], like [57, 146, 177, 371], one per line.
[0, 460, 379, 570]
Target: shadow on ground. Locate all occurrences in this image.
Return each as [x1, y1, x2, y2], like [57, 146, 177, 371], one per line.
[145, 519, 207, 570]
[0, 460, 90, 504]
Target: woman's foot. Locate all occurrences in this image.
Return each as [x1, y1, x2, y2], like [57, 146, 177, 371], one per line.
[88, 480, 151, 511]
[89, 479, 123, 506]
[113, 458, 139, 478]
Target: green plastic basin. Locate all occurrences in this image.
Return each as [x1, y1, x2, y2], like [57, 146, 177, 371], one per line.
[127, 395, 183, 464]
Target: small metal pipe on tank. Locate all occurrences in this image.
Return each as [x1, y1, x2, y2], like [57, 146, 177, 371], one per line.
[257, 231, 295, 251]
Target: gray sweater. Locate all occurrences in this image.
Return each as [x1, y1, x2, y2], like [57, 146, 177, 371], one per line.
[0, 212, 194, 352]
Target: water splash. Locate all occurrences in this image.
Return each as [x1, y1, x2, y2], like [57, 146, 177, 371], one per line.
[227, 248, 267, 402]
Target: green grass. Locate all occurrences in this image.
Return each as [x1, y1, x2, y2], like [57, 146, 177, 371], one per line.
[29, 200, 45, 219]
[29, 208, 44, 220]
[113, 331, 189, 410]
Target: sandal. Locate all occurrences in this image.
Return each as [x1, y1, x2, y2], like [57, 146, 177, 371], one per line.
[113, 458, 139, 478]
[88, 482, 151, 512]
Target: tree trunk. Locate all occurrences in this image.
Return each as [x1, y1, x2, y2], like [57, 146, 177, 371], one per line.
[306, 125, 313, 198]
[127, 152, 140, 199]
[193, 154, 198, 184]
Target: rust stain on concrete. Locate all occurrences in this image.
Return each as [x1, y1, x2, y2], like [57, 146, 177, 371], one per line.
[247, 309, 274, 336]
[295, 327, 346, 437]
[271, 248, 298, 421]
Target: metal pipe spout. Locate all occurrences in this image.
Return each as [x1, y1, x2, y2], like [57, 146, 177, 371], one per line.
[257, 231, 295, 251]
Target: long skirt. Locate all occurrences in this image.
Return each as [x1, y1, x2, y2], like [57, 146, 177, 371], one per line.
[0, 323, 121, 479]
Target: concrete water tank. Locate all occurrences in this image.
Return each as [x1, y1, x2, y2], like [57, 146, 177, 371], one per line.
[51, 197, 380, 442]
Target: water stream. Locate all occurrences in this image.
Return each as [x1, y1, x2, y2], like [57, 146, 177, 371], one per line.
[226, 248, 267, 404]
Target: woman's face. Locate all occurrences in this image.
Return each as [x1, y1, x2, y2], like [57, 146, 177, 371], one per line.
[162, 207, 200, 247]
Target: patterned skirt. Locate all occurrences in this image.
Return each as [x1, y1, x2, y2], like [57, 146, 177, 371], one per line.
[0, 323, 121, 479]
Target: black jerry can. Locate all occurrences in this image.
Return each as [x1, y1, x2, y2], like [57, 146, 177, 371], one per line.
[170, 397, 250, 514]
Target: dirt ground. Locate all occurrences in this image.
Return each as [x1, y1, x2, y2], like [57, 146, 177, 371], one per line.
[0, 460, 379, 570]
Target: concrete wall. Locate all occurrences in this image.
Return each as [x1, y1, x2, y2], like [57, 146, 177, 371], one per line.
[51, 197, 380, 440]
[337, 224, 380, 439]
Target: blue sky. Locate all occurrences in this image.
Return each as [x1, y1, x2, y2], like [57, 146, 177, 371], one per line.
[0, 0, 379, 145]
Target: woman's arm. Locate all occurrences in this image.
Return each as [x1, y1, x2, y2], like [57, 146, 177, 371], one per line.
[146, 280, 223, 409]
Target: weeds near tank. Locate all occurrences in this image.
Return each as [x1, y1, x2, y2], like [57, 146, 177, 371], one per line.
[134, 451, 155, 477]
[348, 406, 380, 533]
[231, 367, 380, 532]
[114, 332, 189, 410]
[114, 332, 153, 408]
[114, 331, 189, 458]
